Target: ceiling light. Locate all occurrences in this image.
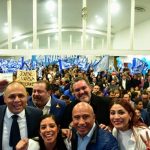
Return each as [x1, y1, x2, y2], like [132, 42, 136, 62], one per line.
[111, 1, 120, 15]
[46, 0, 56, 13]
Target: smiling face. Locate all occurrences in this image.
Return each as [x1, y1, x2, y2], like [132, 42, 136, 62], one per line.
[4, 82, 27, 114]
[72, 80, 92, 103]
[40, 117, 59, 145]
[72, 102, 95, 137]
[32, 82, 50, 109]
[110, 104, 132, 131]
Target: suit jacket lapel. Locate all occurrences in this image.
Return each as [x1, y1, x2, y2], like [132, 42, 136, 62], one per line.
[50, 97, 56, 113]
[25, 108, 32, 137]
[0, 106, 6, 150]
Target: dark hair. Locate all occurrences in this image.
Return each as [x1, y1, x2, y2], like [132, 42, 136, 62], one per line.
[71, 77, 90, 91]
[109, 99, 141, 129]
[134, 98, 143, 105]
[38, 114, 67, 150]
[34, 80, 50, 91]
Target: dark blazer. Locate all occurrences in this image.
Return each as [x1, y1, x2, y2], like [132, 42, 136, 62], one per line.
[61, 94, 111, 128]
[119, 79, 131, 91]
[0, 95, 5, 105]
[143, 81, 150, 89]
[28, 95, 66, 123]
[71, 123, 119, 150]
[0, 105, 43, 150]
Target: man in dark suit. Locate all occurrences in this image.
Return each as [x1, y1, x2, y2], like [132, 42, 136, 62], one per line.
[119, 73, 131, 92]
[143, 75, 150, 89]
[61, 77, 111, 128]
[0, 80, 9, 105]
[28, 80, 66, 123]
[71, 102, 118, 150]
[0, 81, 42, 150]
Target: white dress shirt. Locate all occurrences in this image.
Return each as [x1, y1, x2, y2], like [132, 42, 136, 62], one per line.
[77, 123, 96, 150]
[42, 97, 51, 115]
[122, 79, 126, 90]
[2, 107, 28, 150]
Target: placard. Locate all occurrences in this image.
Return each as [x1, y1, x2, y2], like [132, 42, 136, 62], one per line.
[17, 70, 37, 87]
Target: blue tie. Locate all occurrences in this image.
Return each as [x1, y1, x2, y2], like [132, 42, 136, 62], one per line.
[9, 115, 21, 150]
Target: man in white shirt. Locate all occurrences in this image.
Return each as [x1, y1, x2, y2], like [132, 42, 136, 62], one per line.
[28, 80, 66, 123]
[0, 81, 42, 150]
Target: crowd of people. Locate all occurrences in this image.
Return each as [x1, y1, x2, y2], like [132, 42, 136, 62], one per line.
[1, 64, 150, 150]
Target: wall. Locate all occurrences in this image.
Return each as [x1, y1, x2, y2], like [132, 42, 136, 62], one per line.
[113, 19, 150, 50]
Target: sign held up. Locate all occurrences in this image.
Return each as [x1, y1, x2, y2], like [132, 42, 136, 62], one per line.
[17, 70, 37, 87]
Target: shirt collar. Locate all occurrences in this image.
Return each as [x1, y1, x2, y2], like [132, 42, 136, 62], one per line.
[77, 122, 96, 139]
[6, 107, 25, 119]
[45, 97, 51, 107]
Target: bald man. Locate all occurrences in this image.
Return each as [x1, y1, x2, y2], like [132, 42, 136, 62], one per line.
[0, 81, 42, 150]
[71, 102, 118, 150]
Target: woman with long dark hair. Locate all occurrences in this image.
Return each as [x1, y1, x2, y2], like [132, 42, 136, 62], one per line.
[16, 114, 70, 150]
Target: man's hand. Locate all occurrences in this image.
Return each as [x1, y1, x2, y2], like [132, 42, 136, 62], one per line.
[99, 124, 111, 132]
[16, 138, 29, 150]
[61, 129, 72, 140]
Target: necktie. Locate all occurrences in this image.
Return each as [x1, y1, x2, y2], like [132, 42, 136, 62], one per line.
[9, 115, 21, 150]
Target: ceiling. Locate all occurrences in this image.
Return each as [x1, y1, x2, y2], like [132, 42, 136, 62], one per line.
[0, 0, 150, 48]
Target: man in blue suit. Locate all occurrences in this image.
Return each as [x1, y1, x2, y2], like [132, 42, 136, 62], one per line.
[28, 80, 66, 123]
[71, 102, 118, 150]
[0, 81, 42, 150]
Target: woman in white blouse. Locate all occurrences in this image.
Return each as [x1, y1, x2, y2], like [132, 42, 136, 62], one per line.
[109, 99, 150, 150]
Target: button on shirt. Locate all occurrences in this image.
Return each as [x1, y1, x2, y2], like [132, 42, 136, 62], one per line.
[77, 123, 96, 150]
[2, 108, 28, 150]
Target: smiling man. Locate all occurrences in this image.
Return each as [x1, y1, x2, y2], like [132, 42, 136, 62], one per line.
[71, 102, 118, 150]
[61, 77, 111, 128]
[0, 81, 42, 150]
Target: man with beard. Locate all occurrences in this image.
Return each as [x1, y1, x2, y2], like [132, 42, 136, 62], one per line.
[28, 80, 66, 123]
[61, 77, 111, 128]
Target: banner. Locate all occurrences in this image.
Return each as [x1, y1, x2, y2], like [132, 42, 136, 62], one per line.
[0, 73, 13, 82]
[17, 70, 37, 87]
